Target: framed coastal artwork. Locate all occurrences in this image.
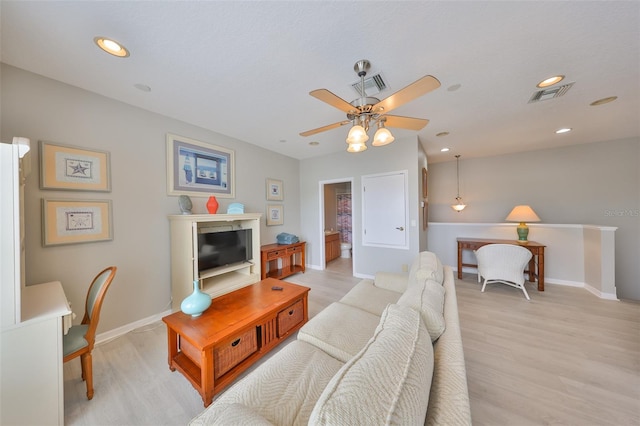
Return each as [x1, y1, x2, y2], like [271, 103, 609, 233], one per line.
[166, 133, 235, 198]
[266, 204, 283, 226]
[39, 141, 111, 192]
[42, 198, 113, 246]
[266, 178, 283, 201]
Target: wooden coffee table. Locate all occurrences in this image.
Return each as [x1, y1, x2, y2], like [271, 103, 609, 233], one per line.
[162, 278, 310, 406]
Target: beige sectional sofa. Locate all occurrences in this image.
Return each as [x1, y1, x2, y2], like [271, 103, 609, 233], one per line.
[190, 251, 471, 425]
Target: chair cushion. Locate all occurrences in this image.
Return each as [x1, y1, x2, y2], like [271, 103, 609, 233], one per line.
[409, 251, 445, 285]
[309, 304, 434, 425]
[298, 302, 381, 363]
[63, 324, 89, 357]
[397, 279, 446, 342]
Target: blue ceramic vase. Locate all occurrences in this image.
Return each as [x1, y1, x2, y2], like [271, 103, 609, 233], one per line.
[181, 280, 212, 317]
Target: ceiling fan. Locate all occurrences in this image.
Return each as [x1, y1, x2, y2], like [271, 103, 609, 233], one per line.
[300, 59, 441, 152]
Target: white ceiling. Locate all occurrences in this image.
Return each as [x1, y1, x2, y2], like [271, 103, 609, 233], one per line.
[1, 1, 638, 163]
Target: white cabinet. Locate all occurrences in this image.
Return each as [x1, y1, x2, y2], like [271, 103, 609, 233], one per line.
[1, 141, 71, 425]
[169, 213, 262, 310]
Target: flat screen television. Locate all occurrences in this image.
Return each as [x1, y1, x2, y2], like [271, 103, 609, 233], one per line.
[197, 228, 252, 273]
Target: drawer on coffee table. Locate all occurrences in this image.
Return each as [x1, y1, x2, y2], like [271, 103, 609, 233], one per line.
[277, 298, 304, 337]
[214, 328, 258, 379]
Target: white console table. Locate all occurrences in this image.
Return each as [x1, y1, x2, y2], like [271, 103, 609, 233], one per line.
[1, 281, 71, 425]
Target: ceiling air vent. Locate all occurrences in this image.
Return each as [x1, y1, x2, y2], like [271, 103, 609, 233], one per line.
[352, 73, 387, 97]
[529, 82, 574, 103]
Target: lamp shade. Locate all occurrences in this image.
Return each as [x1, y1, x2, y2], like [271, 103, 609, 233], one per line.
[13, 137, 31, 159]
[346, 124, 368, 145]
[372, 124, 395, 146]
[506, 205, 541, 222]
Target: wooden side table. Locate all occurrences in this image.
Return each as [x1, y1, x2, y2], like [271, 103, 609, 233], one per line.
[260, 241, 306, 280]
[457, 238, 546, 291]
[162, 278, 310, 406]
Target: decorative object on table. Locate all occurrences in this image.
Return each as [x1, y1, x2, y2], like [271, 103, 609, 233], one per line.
[39, 140, 111, 192]
[42, 198, 113, 246]
[226, 202, 244, 214]
[266, 178, 284, 201]
[180, 280, 212, 317]
[506, 205, 541, 242]
[166, 133, 235, 198]
[276, 232, 299, 244]
[451, 154, 466, 212]
[206, 195, 219, 214]
[266, 205, 283, 226]
[178, 195, 193, 214]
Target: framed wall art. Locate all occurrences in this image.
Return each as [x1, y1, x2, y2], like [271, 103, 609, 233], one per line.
[42, 199, 113, 246]
[422, 167, 428, 198]
[266, 205, 283, 226]
[166, 133, 235, 198]
[266, 178, 283, 201]
[40, 141, 111, 192]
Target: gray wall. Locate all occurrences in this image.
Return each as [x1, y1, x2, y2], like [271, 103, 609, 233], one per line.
[428, 138, 640, 300]
[1, 64, 301, 333]
[300, 138, 424, 277]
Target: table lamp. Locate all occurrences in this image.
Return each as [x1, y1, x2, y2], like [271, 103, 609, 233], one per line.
[506, 205, 540, 242]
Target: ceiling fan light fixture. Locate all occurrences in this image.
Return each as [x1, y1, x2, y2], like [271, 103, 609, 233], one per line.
[347, 141, 368, 153]
[346, 122, 368, 145]
[372, 120, 395, 146]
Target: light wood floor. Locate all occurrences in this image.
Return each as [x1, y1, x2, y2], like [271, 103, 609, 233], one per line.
[64, 267, 639, 425]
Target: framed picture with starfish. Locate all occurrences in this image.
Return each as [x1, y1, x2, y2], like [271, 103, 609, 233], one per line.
[40, 140, 111, 192]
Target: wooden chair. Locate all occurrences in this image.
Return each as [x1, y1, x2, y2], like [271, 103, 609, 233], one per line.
[475, 244, 532, 300]
[63, 266, 117, 400]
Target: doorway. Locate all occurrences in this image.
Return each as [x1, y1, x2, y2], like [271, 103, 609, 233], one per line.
[321, 179, 353, 276]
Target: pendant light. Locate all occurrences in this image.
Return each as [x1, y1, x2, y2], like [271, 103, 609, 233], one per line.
[451, 155, 466, 212]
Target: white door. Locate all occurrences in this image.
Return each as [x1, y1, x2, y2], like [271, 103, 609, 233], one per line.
[361, 171, 408, 248]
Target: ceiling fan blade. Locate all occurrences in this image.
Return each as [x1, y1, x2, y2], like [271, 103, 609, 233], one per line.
[310, 89, 358, 114]
[373, 75, 440, 115]
[383, 115, 430, 131]
[300, 120, 351, 137]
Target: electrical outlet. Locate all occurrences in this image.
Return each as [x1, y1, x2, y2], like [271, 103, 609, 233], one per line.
[401, 264, 408, 273]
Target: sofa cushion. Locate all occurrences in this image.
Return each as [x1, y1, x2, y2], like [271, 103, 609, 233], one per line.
[409, 251, 444, 285]
[397, 278, 446, 342]
[339, 279, 401, 316]
[298, 302, 381, 363]
[189, 403, 273, 426]
[309, 304, 434, 425]
[189, 340, 344, 426]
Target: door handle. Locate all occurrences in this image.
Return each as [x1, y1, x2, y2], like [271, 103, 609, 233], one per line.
[395, 227, 404, 231]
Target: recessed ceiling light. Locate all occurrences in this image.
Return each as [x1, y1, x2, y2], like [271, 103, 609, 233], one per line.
[440, 147, 450, 152]
[436, 131, 450, 137]
[94, 36, 130, 57]
[555, 128, 572, 134]
[134, 83, 151, 92]
[537, 75, 565, 88]
[590, 96, 618, 106]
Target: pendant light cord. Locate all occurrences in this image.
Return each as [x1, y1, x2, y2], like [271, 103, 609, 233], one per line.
[455, 155, 461, 198]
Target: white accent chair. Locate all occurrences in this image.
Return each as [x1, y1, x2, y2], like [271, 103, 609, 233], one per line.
[475, 244, 533, 300]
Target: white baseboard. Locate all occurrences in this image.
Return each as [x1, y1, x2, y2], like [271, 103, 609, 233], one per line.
[95, 309, 172, 346]
[455, 267, 618, 301]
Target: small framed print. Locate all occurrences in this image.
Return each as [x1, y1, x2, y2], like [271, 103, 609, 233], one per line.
[266, 205, 283, 226]
[266, 178, 283, 201]
[42, 199, 113, 246]
[40, 141, 111, 192]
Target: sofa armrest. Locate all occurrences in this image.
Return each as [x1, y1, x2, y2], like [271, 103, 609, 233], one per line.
[374, 271, 409, 293]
